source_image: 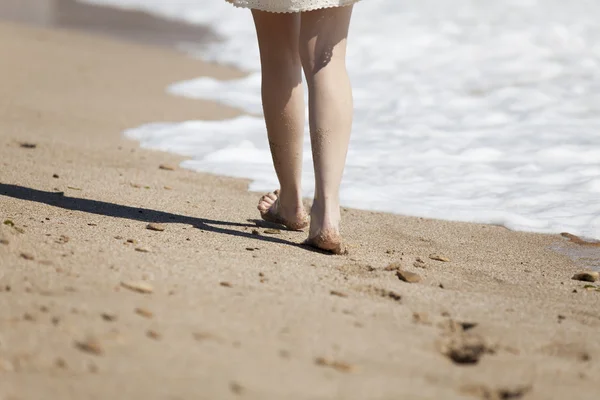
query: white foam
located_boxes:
[82,0,600,240]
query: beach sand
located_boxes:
[0,9,599,400]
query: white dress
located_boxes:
[225,0,361,13]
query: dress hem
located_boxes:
[225,0,361,14]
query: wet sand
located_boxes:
[0,0,217,47]
[1,7,600,400]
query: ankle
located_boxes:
[278,188,304,209]
[310,199,341,227]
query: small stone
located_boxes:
[396,270,421,283]
[264,229,281,234]
[126,238,137,244]
[120,281,154,294]
[159,164,176,171]
[429,254,450,262]
[220,281,233,288]
[19,142,37,149]
[135,247,150,253]
[330,290,348,298]
[572,271,599,283]
[245,247,255,251]
[52,174,59,178]
[163,186,172,190]
[146,223,165,232]
[3,219,14,227]
[384,262,402,271]
[101,313,117,322]
[251,229,260,235]
[135,307,154,318]
[315,357,356,373]
[146,330,161,340]
[20,253,34,261]
[75,337,103,355]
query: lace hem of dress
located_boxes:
[225,0,362,14]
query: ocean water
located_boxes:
[81,0,600,240]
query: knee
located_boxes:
[259,35,301,69]
[300,47,346,85]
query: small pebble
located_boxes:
[396,270,422,283]
[330,290,348,298]
[135,247,150,253]
[75,337,103,355]
[101,313,117,322]
[429,254,450,262]
[251,229,260,235]
[19,142,37,149]
[315,357,356,373]
[384,262,402,271]
[121,281,154,294]
[159,164,176,171]
[52,174,59,178]
[20,253,34,261]
[220,282,233,288]
[146,223,165,232]
[572,271,599,283]
[264,229,281,234]
[135,307,154,318]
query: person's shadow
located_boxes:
[0,183,302,248]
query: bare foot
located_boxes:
[303,228,347,255]
[257,190,308,231]
[303,203,346,255]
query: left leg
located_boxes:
[252,10,308,230]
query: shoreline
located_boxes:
[0,16,599,400]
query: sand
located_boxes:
[0,15,599,400]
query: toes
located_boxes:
[266,192,278,201]
[257,193,277,213]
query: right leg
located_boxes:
[252,10,308,230]
[300,6,354,253]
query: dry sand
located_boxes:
[0,16,599,400]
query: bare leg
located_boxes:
[252,10,309,230]
[300,6,354,253]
